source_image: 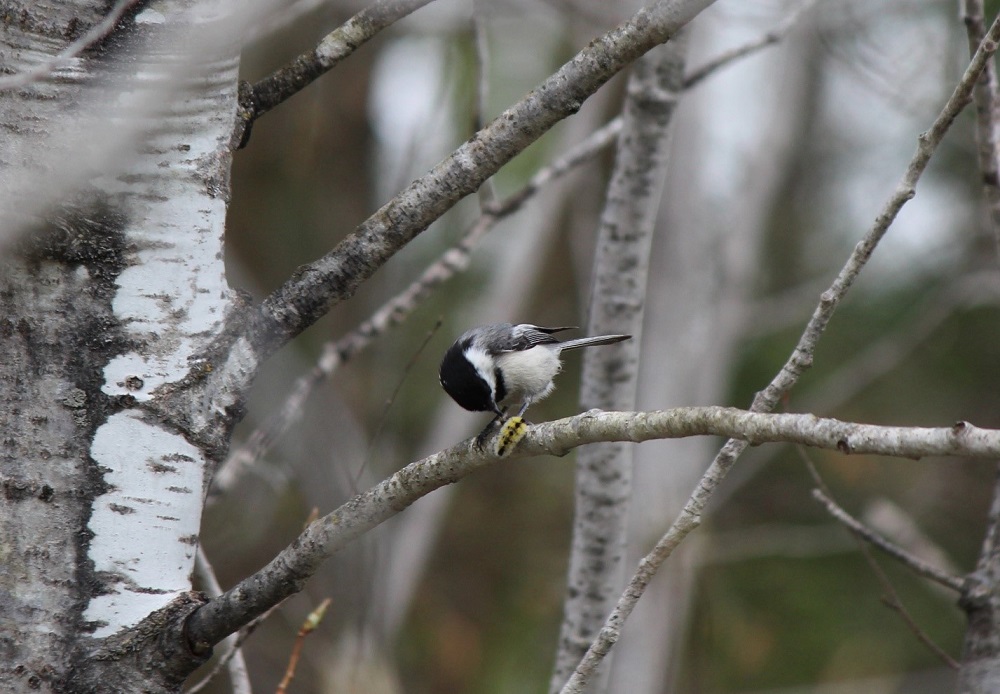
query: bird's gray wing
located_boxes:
[507,324,576,351]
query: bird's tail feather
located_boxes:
[558,334,631,351]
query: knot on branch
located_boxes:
[83,592,212,691]
[959,572,992,613]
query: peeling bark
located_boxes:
[0,0,239,688]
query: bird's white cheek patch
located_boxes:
[463,344,497,395]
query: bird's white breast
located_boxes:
[496,346,561,402]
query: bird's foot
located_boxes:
[474,418,501,451]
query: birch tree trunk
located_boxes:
[0,1,240,689]
[608,9,821,691]
[550,34,688,694]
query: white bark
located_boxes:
[86,413,209,635]
[0,0,240,686]
[83,16,239,640]
[84,20,237,635]
[551,34,688,693]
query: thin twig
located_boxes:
[234,0,717,378]
[235,0,433,147]
[878,583,961,670]
[683,0,818,89]
[484,118,623,216]
[351,319,442,488]
[471,3,497,208]
[803,455,960,670]
[217,0,810,498]
[814,491,965,671]
[275,599,332,694]
[0,0,141,91]
[810,488,965,594]
[557,13,1000,693]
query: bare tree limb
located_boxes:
[234,0,434,147]
[954,7,1000,687]
[682,0,817,89]
[215,0,811,498]
[187,405,1000,649]
[811,489,965,594]
[557,12,1000,693]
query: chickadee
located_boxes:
[439,323,631,429]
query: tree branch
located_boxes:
[682,0,817,89]
[234,0,434,148]
[960,0,1000,255]
[811,488,965,594]
[186,406,1000,649]
[214,0,806,492]
[948,8,1000,687]
[275,598,331,694]
[235,0,718,380]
